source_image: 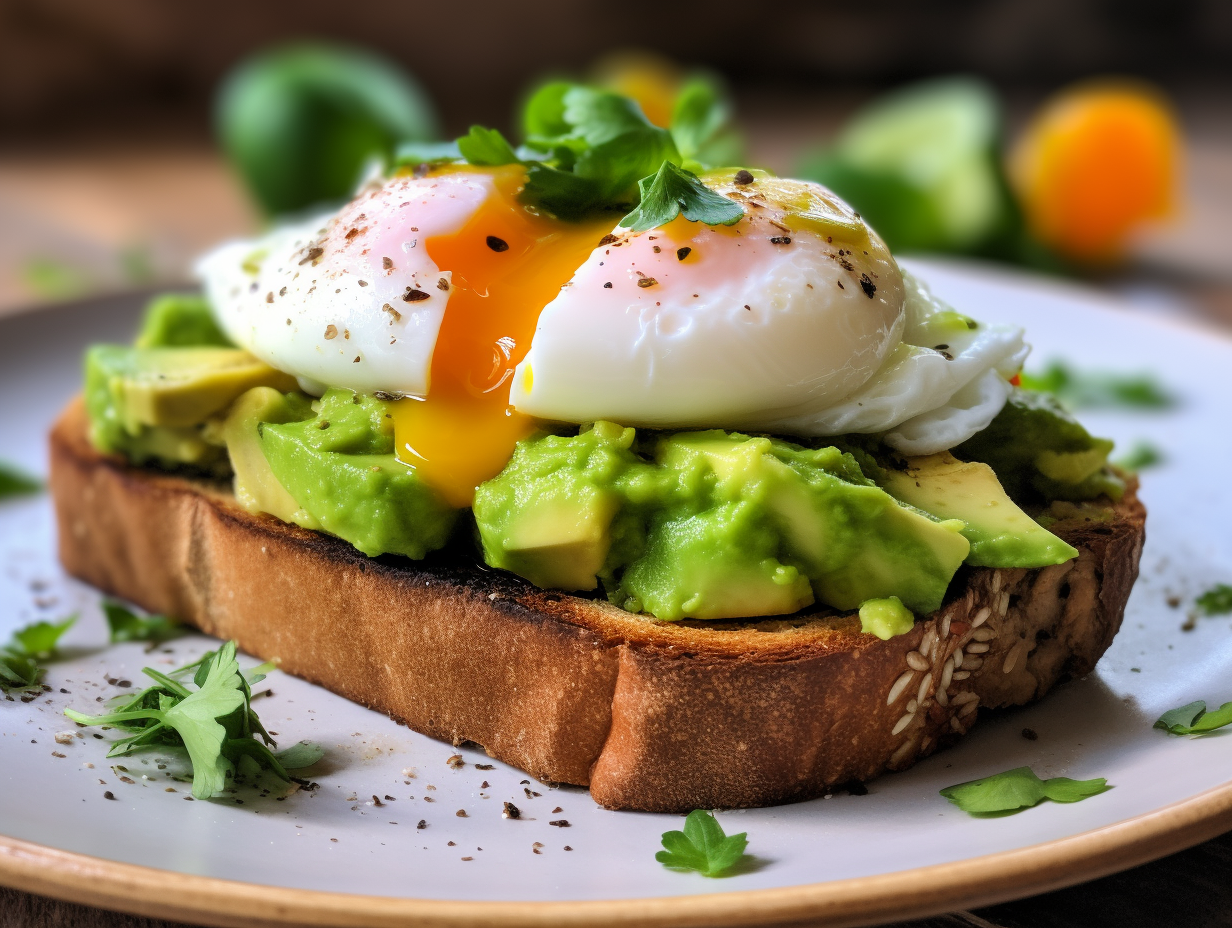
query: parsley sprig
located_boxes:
[103,599,183,644]
[1155,700,1232,735]
[65,641,321,799]
[656,810,749,877]
[1195,584,1232,617]
[0,616,76,692]
[395,79,744,229]
[941,766,1110,816]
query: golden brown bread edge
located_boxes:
[49,398,1146,812]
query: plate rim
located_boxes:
[4,779,1232,928]
[5,272,1232,925]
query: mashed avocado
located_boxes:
[954,387,1124,504]
[255,389,457,559]
[474,424,971,620]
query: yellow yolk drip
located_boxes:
[391,166,612,507]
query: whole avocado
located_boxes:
[217,43,439,217]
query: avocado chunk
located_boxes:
[222,386,317,525]
[860,596,915,640]
[955,387,1124,504]
[258,388,457,559]
[473,421,659,591]
[475,425,970,621]
[135,293,234,348]
[881,452,1078,568]
[615,500,816,620]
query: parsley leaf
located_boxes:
[1113,441,1164,472]
[619,161,744,233]
[102,599,182,643]
[11,616,76,659]
[0,461,42,499]
[456,126,519,166]
[1155,699,1232,735]
[64,640,303,799]
[940,766,1110,816]
[0,615,76,691]
[1195,584,1232,616]
[1019,361,1174,410]
[656,810,749,877]
[670,76,741,170]
[393,139,462,168]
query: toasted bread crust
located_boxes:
[49,399,1145,811]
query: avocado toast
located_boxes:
[50,394,1143,811]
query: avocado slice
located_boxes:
[86,344,299,439]
[222,386,318,526]
[882,452,1077,568]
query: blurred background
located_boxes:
[1,0,1230,324]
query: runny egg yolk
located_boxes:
[390,166,612,507]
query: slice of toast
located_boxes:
[48,398,1145,812]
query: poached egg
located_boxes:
[198,166,1024,506]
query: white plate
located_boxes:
[3,261,1232,927]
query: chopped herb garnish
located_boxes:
[0,615,75,692]
[395,80,744,229]
[64,641,316,799]
[0,461,43,499]
[103,599,183,644]
[940,766,1110,816]
[1195,584,1232,616]
[1113,441,1164,472]
[656,809,749,877]
[1154,700,1232,735]
[1020,361,1174,410]
[619,161,744,233]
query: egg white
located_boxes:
[197,172,494,397]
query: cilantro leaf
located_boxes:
[0,651,41,690]
[620,161,744,233]
[1155,699,1232,735]
[1019,361,1174,410]
[456,126,519,166]
[64,640,299,799]
[1195,584,1232,617]
[11,615,75,658]
[0,461,42,499]
[656,810,749,877]
[940,766,1110,816]
[103,599,182,643]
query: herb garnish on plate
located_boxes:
[65,640,321,799]
[1020,361,1174,410]
[1155,700,1232,735]
[0,616,75,692]
[1195,584,1232,617]
[656,809,749,877]
[0,461,42,499]
[102,599,183,644]
[940,766,1110,816]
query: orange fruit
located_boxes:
[1010,82,1181,262]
